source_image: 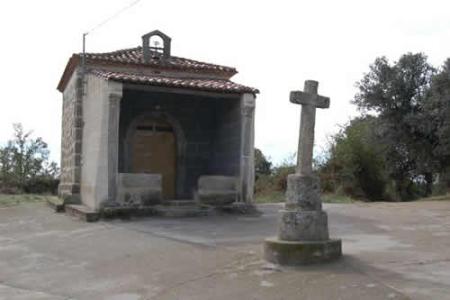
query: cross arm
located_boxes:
[290,91,330,108]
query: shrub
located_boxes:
[319,117,388,201]
[23,177,59,195]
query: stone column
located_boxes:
[239,93,256,203]
[107,93,121,204]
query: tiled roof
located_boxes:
[90,70,259,94]
[83,47,237,75]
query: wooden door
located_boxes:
[131,119,176,199]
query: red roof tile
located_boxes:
[83,47,237,76]
[90,70,259,94]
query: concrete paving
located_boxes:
[0,201,449,299]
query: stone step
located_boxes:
[154,205,211,218]
[65,204,100,222]
[163,200,198,207]
[46,197,65,213]
[101,206,158,219]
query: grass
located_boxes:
[254,191,285,203]
[322,194,355,203]
[254,191,356,204]
[417,193,450,202]
[0,194,58,207]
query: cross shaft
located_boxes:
[290,80,330,175]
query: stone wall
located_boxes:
[80,75,122,209]
[58,70,83,202]
[209,100,242,175]
[119,89,242,199]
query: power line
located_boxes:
[81,0,143,81]
[85,0,142,35]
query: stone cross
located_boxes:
[263,80,341,265]
[290,80,330,175]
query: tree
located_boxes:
[0,123,58,192]
[321,117,387,200]
[353,53,436,198]
[255,148,272,178]
[426,59,450,189]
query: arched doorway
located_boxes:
[129,117,176,199]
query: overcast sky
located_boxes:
[1,0,449,164]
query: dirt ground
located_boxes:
[0,200,449,300]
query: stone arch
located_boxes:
[123,111,186,199]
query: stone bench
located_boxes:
[117,173,162,206]
[195,176,238,206]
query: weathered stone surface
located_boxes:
[65,204,100,222]
[264,238,342,265]
[58,72,83,200]
[290,80,331,175]
[196,176,238,206]
[117,173,162,206]
[278,210,329,241]
[285,174,321,211]
[119,173,162,188]
[264,80,342,265]
[197,190,237,206]
[46,197,65,213]
[154,205,211,217]
[198,176,237,191]
[101,206,158,219]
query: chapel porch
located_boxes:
[113,85,251,207]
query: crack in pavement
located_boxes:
[0,280,73,300]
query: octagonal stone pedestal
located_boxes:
[264,238,342,265]
[263,173,342,265]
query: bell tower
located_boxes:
[142,30,172,62]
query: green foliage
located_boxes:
[255,52,450,202]
[254,190,285,203]
[254,148,272,178]
[320,117,387,201]
[353,53,439,198]
[321,194,354,203]
[319,53,450,201]
[23,177,60,194]
[254,151,295,202]
[253,150,359,204]
[271,153,296,192]
[427,59,450,175]
[0,123,59,194]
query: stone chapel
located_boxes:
[56,30,258,216]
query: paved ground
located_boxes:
[0,201,449,300]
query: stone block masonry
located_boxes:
[58,70,83,203]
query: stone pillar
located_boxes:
[239,93,256,203]
[107,92,121,204]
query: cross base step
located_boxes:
[264,238,342,265]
